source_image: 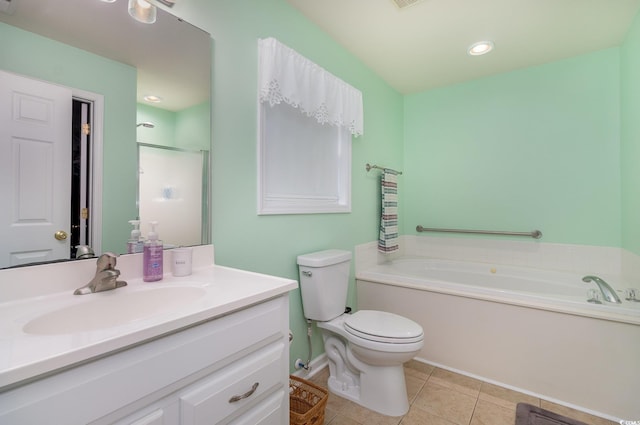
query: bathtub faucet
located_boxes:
[582,275,621,304]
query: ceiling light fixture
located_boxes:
[143,94,163,103]
[128,0,157,24]
[468,41,494,56]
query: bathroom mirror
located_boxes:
[0,0,211,268]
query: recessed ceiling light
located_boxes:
[390,0,425,9]
[128,0,157,24]
[144,95,163,103]
[468,41,494,56]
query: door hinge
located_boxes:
[81,208,89,220]
[82,123,90,135]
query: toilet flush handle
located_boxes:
[302,270,312,277]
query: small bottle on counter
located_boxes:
[143,221,163,282]
[127,220,144,254]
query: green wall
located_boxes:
[6,1,639,373]
[0,22,138,256]
[137,103,176,148]
[173,0,404,371]
[137,102,211,150]
[404,48,621,247]
[621,12,640,255]
[171,0,640,371]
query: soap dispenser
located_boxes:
[127,220,144,254]
[143,221,163,282]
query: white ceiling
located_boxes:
[0,0,210,112]
[286,0,640,94]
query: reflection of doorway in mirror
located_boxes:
[71,99,93,260]
[0,70,104,269]
[0,71,71,268]
[138,144,208,248]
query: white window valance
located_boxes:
[258,37,364,137]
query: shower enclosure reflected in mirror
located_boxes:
[137,144,209,248]
[0,0,211,268]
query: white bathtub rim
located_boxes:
[411,357,622,423]
[356,270,640,326]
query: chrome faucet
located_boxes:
[74,252,127,295]
[75,245,95,260]
[582,275,621,304]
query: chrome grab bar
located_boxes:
[416,225,542,239]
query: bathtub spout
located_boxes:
[582,275,621,304]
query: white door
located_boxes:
[0,70,72,268]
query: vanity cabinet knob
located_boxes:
[228,382,259,403]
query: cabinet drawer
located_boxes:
[180,340,285,424]
[127,409,164,425]
[228,389,286,425]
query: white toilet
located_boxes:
[297,249,424,417]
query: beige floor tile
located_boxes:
[539,401,619,425]
[299,364,617,425]
[404,359,434,381]
[478,382,540,410]
[326,393,356,415]
[326,413,362,425]
[309,368,330,388]
[413,380,478,425]
[340,401,402,425]
[323,406,338,425]
[429,368,483,398]
[400,405,458,425]
[405,373,426,404]
[470,399,515,425]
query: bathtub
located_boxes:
[356,258,640,421]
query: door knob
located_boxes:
[54,230,68,241]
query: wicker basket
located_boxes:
[289,375,328,425]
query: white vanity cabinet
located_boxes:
[0,295,290,425]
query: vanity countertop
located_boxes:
[0,260,297,391]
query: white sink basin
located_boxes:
[23,286,207,335]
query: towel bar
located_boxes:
[366,163,403,175]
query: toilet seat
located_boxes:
[344,310,424,344]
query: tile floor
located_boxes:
[306,360,618,425]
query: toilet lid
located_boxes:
[344,310,424,343]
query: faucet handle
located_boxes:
[586,289,602,304]
[625,288,639,302]
[96,252,119,271]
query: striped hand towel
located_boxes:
[378,168,399,253]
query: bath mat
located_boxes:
[515,403,588,425]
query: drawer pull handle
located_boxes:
[228,382,259,403]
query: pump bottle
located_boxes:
[143,221,163,281]
[127,220,144,254]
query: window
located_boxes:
[258,102,351,214]
[257,38,363,215]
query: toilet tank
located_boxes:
[297,249,352,321]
